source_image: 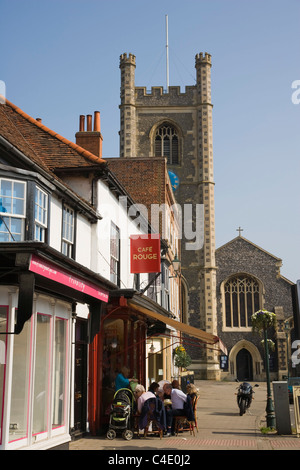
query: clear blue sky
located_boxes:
[1,0,299,282]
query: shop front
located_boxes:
[88,289,177,435]
[88,290,148,435]
[0,243,110,450]
[88,289,223,436]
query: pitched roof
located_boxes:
[216,236,294,285]
[216,235,282,261]
[0,98,104,220]
[0,98,106,170]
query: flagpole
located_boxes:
[166,14,169,91]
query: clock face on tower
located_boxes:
[168,170,179,191]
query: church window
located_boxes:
[224,276,260,329]
[154,124,179,164]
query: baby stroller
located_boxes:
[106,388,135,440]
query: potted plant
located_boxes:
[251,309,277,334]
[261,339,275,352]
[174,345,192,370]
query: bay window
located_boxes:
[34,186,48,242]
[0,179,26,241]
[0,178,50,243]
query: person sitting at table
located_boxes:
[186,383,199,400]
[162,383,173,436]
[164,382,195,434]
[148,381,160,396]
[135,384,165,433]
[165,383,187,415]
[171,379,181,389]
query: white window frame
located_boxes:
[61,204,74,257]
[0,178,26,242]
[5,297,71,450]
[110,222,120,286]
[34,186,48,242]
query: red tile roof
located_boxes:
[0,98,106,171]
[0,98,105,218]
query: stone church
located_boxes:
[216,234,294,381]
[118,52,294,380]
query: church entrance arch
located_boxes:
[229,340,263,381]
[236,348,253,381]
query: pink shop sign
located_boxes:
[29,254,109,303]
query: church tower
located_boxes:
[119,52,219,379]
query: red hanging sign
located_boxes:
[130,234,161,274]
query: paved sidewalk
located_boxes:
[70,380,300,451]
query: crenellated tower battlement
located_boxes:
[135,85,196,106]
[195,52,212,66]
[119,52,136,66]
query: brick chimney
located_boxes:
[75,111,103,158]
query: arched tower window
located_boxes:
[223,275,261,329]
[154,123,179,164]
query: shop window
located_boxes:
[34,186,48,242]
[102,319,124,416]
[32,313,51,437]
[0,306,8,445]
[61,204,75,257]
[9,318,31,443]
[52,317,68,430]
[0,178,26,241]
[6,302,69,448]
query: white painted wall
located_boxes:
[48,192,93,271]
[74,213,93,269]
[96,180,148,289]
[48,197,62,251]
[48,175,151,290]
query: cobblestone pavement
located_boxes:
[70,380,300,451]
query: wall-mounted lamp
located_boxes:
[169,252,181,278]
[149,340,156,353]
[111,338,118,349]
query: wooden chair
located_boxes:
[174,395,199,436]
[174,414,195,436]
[141,399,163,439]
[192,395,199,432]
[144,418,163,439]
